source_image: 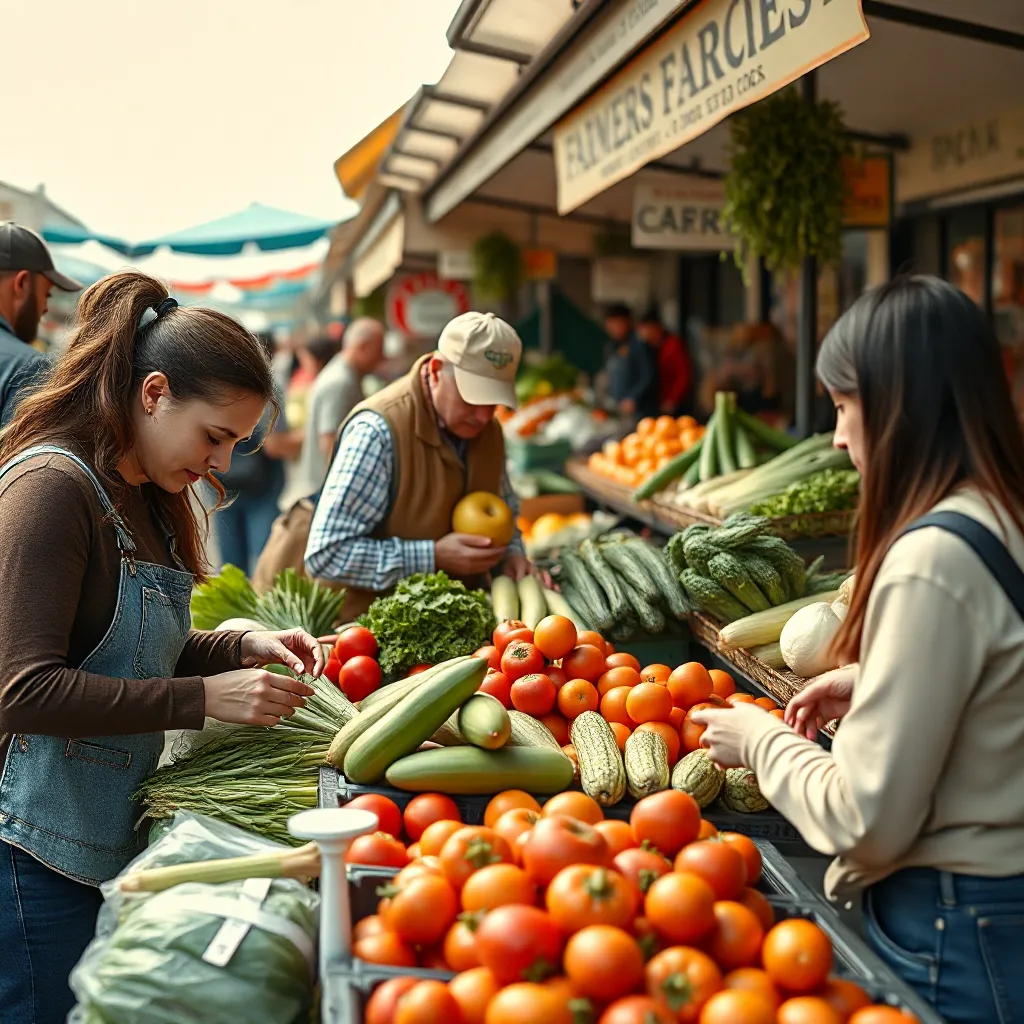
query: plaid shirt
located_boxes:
[305,410,523,590]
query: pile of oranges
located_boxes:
[587,415,706,490]
[356,787,919,1024]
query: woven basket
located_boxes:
[652,500,855,541]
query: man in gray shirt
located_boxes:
[290,317,384,501]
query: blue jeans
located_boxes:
[215,491,281,577]
[864,867,1024,1023]
[0,841,103,1024]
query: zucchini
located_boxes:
[491,576,520,622]
[531,469,581,495]
[623,537,692,619]
[542,587,585,629]
[385,746,575,794]
[622,579,666,635]
[632,438,704,501]
[597,539,662,606]
[571,711,626,807]
[343,658,488,783]
[517,574,547,630]
[699,410,719,482]
[579,538,629,624]
[357,657,470,712]
[714,392,737,476]
[457,693,511,750]
[560,551,614,630]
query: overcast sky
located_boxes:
[5,0,455,239]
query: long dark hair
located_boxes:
[817,274,1024,662]
[0,270,276,579]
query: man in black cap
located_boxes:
[0,222,82,424]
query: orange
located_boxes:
[608,721,632,751]
[636,721,681,765]
[542,790,604,824]
[727,693,757,706]
[598,666,641,697]
[600,686,636,728]
[637,417,657,437]
[484,791,542,830]
[709,669,737,698]
[654,415,679,438]
[667,663,714,709]
[640,664,672,685]
[754,697,779,711]
[626,683,674,724]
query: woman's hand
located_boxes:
[203,670,316,728]
[239,628,324,677]
[689,702,770,768]
[785,665,856,740]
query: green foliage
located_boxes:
[473,231,522,302]
[723,87,850,278]
[353,284,387,320]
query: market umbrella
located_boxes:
[42,223,135,256]
[131,203,337,257]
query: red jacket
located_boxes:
[658,333,692,412]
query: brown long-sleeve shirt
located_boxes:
[0,452,245,765]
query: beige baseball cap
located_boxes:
[438,310,523,409]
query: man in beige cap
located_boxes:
[305,311,532,621]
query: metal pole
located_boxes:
[795,71,818,440]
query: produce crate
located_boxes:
[319,768,818,858]
[505,437,573,474]
[653,499,856,542]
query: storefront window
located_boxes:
[993,205,1024,416]
[946,207,987,307]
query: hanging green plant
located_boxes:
[593,224,634,258]
[723,87,850,279]
[472,231,522,303]
[353,284,386,321]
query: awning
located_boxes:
[335,106,407,201]
[42,223,135,256]
[353,211,406,297]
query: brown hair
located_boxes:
[817,274,1024,662]
[0,270,276,579]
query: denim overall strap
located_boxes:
[0,447,193,885]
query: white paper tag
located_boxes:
[201,876,273,967]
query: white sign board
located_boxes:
[438,250,475,281]
[592,258,651,307]
[632,181,735,252]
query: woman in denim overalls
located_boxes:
[0,270,325,1024]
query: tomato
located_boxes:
[605,652,641,672]
[493,806,541,853]
[609,721,632,751]
[724,968,782,1009]
[475,904,565,985]
[394,856,443,885]
[709,669,737,698]
[440,825,514,889]
[324,655,342,686]
[343,794,403,839]
[366,976,419,1024]
[848,1009,920,1024]
[542,791,605,824]
[339,655,382,702]
[406,843,421,859]
[479,671,513,708]
[403,793,462,841]
[546,863,639,933]
[562,644,606,683]
[645,945,723,1022]
[557,679,599,719]
[564,924,645,1003]
[546,666,568,688]
[449,967,500,1024]
[674,839,748,899]
[461,862,537,913]
[334,625,378,663]
[444,920,482,972]
[419,819,464,857]
[493,619,528,652]
[635,721,681,765]
[540,713,571,746]
[521,815,610,886]
[601,685,637,728]
[534,615,578,661]
[354,914,386,942]
[625,682,674,724]
[708,900,766,970]
[640,663,672,685]
[613,846,672,896]
[698,819,720,840]
[594,819,638,857]
[818,978,872,1021]
[739,887,776,931]
[473,644,502,671]
[762,919,834,993]
[345,832,408,868]
[777,996,844,1024]
[576,630,607,655]
[485,789,542,828]
[630,789,701,856]
[721,833,763,885]
[379,872,459,945]
[510,672,557,714]
[354,931,417,967]
[667,662,714,709]
[503,628,535,651]
[700,989,778,1024]
[393,979,462,1024]
[598,996,675,1024]
[503,642,546,682]
[420,944,450,971]
[408,663,432,675]
[484,982,574,1024]
[598,666,642,696]
[644,870,717,944]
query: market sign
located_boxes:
[523,248,558,281]
[553,0,870,214]
[842,155,891,228]
[386,272,472,338]
[631,179,736,251]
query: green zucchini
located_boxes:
[356,656,470,711]
[597,540,662,606]
[623,537,693,619]
[632,438,704,501]
[560,551,614,630]
[343,658,487,783]
[714,392,737,475]
[734,422,758,470]
[457,693,511,750]
[579,538,629,624]
[385,746,575,795]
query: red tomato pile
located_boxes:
[343,792,466,867]
[357,788,920,1024]
[325,626,383,702]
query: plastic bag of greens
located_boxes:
[69,811,318,1024]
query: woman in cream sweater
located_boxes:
[693,275,1024,1023]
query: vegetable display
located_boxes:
[587,414,706,492]
[748,468,860,518]
[359,572,496,677]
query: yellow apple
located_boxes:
[452,491,514,545]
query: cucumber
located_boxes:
[734,421,758,470]
[385,746,575,794]
[632,437,704,501]
[517,574,547,630]
[357,656,470,711]
[343,658,488,783]
[699,411,719,482]
[491,576,520,622]
[457,693,511,750]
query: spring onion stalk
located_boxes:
[253,569,346,637]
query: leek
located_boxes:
[717,591,840,652]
